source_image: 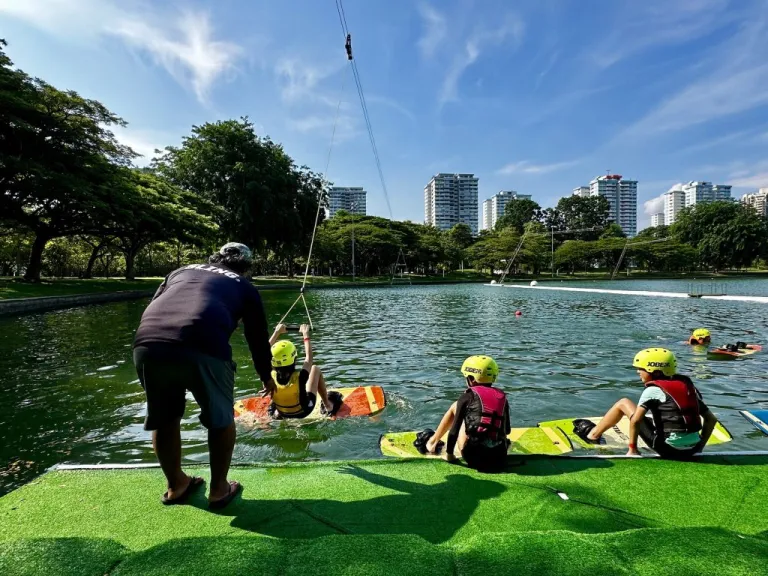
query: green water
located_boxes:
[2,280,768,494]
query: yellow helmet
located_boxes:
[692,328,711,340]
[632,348,677,377]
[460,355,499,384]
[271,340,297,368]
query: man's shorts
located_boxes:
[134,344,236,431]
[638,419,699,460]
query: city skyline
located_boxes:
[328,186,367,218]
[2,0,766,232]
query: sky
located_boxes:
[1,0,767,230]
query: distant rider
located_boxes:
[267,323,342,419]
[688,328,711,345]
[572,348,717,459]
[421,356,511,472]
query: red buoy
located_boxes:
[515,310,522,317]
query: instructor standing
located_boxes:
[133,242,274,509]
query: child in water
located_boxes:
[267,323,342,419]
[573,348,717,459]
[688,328,711,345]
[421,356,511,472]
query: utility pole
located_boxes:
[551,226,555,278]
[351,200,356,282]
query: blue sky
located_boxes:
[2,0,767,230]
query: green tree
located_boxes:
[495,198,542,233]
[600,223,627,239]
[108,171,216,279]
[0,40,135,281]
[153,118,326,273]
[672,201,765,270]
[554,195,610,241]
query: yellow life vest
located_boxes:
[271,369,303,415]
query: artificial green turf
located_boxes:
[1,457,767,575]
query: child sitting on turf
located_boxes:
[419,355,511,472]
[572,348,717,459]
[267,323,341,419]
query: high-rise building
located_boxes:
[664,185,685,225]
[650,213,665,227]
[572,186,590,198]
[424,173,479,234]
[682,181,732,207]
[712,184,733,201]
[328,187,367,218]
[618,179,638,237]
[589,174,638,237]
[741,188,768,216]
[480,190,533,230]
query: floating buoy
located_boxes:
[515,310,522,317]
[530,280,538,286]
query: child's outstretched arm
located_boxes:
[270,323,287,345]
[300,323,313,370]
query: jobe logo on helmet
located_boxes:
[646,361,670,368]
[464,367,483,374]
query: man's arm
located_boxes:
[242,287,275,391]
[151,276,169,301]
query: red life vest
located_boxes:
[646,378,702,434]
[464,385,507,441]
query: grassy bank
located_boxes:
[0,456,766,575]
[0,278,163,300]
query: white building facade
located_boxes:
[572,186,591,198]
[588,174,637,237]
[650,213,665,227]
[328,187,367,218]
[664,186,686,225]
[742,188,768,216]
[480,190,533,231]
[424,173,479,235]
[682,181,733,207]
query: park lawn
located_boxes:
[0,278,163,300]
[0,455,766,576]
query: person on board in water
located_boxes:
[687,328,711,345]
[418,356,511,472]
[572,348,718,459]
[133,243,274,509]
[267,323,342,419]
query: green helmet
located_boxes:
[271,340,297,368]
[460,355,499,384]
[633,348,677,377]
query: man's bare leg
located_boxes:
[426,402,457,453]
[588,398,637,441]
[208,421,237,503]
[153,418,193,499]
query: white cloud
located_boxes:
[590,0,732,69]
[731,173,768,189]
[0,0,243,103]
[417,3,447,59]
[111,126,177,166]
[275,58,344,104]
[643,195,665,216]
[496,159,578,176]
[366,95,415,121]
[623,10,768,137]
[439,15,525,105]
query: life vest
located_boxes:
[271,369,303,415]
[463,385,507,443]
[646,377,702,435]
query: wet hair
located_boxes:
[275,364,296,384]
[208,251,251,275]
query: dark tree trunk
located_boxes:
[124,250,137,280]
[23,232,50,282]
[83,241,105,279]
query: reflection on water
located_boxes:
[2,279,768,494]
